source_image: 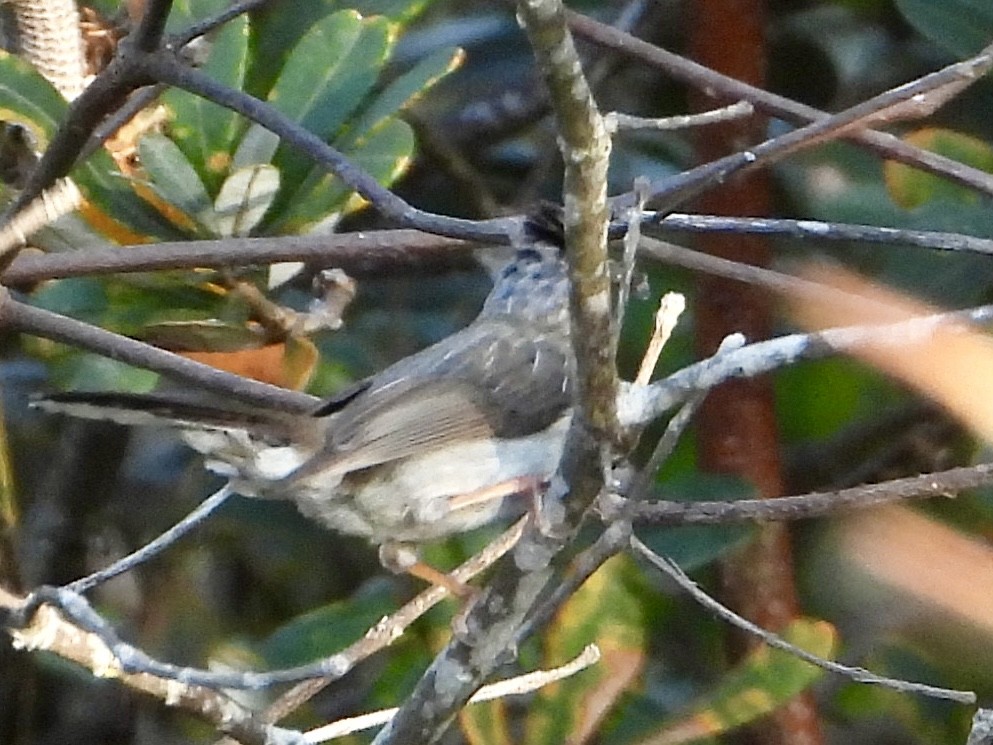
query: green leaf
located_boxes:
[137,133,217,235]
[0,49,67,149]
[231,123,280,170]
[140,320,267,352]
[164,0,229,34]
[265,11,367,133]
[259,579,396,668]
[164,13,250,194]
[245,0,342,98]
[245,0,436,97]
[214,164,279,236]
[350,0,436,25]
[73,148,189,244]
[267,11,393,216]
[523,555,650,745]
[647,618,837,744]
[342,46,464,146]
[894,0,993,59]
[884,128,993,210]
[272,117,414,233]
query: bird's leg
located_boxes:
[446,475,545,511]
[449,475,563,538]
[378,542,475,598]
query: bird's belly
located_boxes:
[294,414,571,543]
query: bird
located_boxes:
[35,244,575,573]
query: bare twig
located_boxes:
[143,54,524,244]
[630,536,976,704]
[655,214,993,257]
[305,644,600,742]
[0,288,318,413]
[1,230,474,286]
[635,292,686,386]
[5,520,527,699]
[606,101,754,132]
[609,462,993,525]
[0,586,295,745]
[65,484,234,594]
[620,302,993,429]
[568,11,993,198]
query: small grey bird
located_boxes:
[37,245,574,549]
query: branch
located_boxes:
[607,463,993,525]
[0,288,318,413]
[142,53,524,244]
[568,11,993,198]
[1,231,474,286]
[655,214,993,257]
[621,302,993,428]
[371,0,615,741]
[0,586,297,745]
[629,536,976,704]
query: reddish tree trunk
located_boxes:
[688,2,824,743]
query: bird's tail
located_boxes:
[32,391,298,442]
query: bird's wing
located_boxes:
[289,319,573,480]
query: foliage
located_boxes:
[2,0,993,744]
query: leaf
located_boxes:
[281,336,320,391]
[163,0,229,34]
[0,49,67,149]
[272,117,414,233]
[522,555,649,745]
[342,46,465,146]
[164,13,250,194]
[259,578,397,668]
[137,133,217,235]
[267,12,393,217]
[179,343,307,387]
[141,320,267,352]
[0,397,18,531]
[214,164,279,237]
[245,0,342,98]
[884,128,993,210]
[647,618,837,745]
[245,0,435,97]
[231,123,280,170]
[894,0,993,59]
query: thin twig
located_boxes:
[304,644,600,743]
[635,292,685,386]
[609,462,993,525]
[66,484,234,594]
[606,101,754,132]
[0,586,290,745]
[6,520,528,697]
[0,289,318,413]
[567,11,993,198]
[630,536,976,704]
[144,54,524,244]
[1,231,474,286]
[655,214,993,256]
[249,518,529,727]
[621,303,993,428]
